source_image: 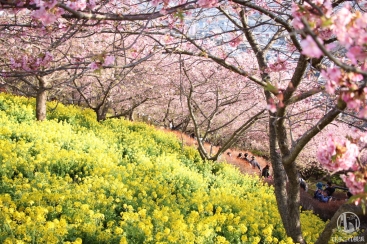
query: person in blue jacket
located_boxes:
[315,189,332,202]
[314,182,332,202]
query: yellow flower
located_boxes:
[114,227,123,235]
[119,236,128,244]
[162,216,169,222]
[55,205,62,213]
[216,236,229,244]
[164,228,170,235]
[73,237,83,244]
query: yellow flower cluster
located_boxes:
[0,94,351,243]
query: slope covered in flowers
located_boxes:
[0,94,346,244]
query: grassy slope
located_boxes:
[0,94,348,244]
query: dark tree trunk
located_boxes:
[36,79,48,121]
[95,108,107,122]
[268,93,305,244]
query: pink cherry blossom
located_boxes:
[89,62,100,71]
[340,172,366,195]
[322,0,332,17]
[152,0,161,7]
[66,0,87,11]
[317,134,359,171]
[10,58,21,69]
[32,9,58,26]
[341,92,361,110]
[41,52,53,66]
[197,0,219,8]
[103,56,115,66]
[87,0,97,10]
[325,80,337,94]
[41,0,58,9]
[291,3,303,29]
[346,72,364,83]
[300,36,323,58]
[229,37,242,48]
[346,46,367,65]
[321,67,341,93]
[333,5,352,29]
[266,99,277,113]
[268,56,288,72]
[360,133,367,144]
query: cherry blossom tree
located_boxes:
[0,3,171,121]
[0,0,200,120]
[149,1,366,243]
[0,12,86,120]
[290,2,367,240]
[62,34,161,121]
[178,58,266,160]
[2,0,367,243]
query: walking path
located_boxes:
[163,129,269,176]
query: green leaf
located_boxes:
[174,10,185,22]
[331,154,337,162]
[321,16,333,28]
[264,82,278,94]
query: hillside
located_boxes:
[0,94,351,244]
[161,129,354,221]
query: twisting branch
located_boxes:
[283,99,347,165]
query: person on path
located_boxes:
[250,156,261,172]
[299,177,308,192]
[262,164,270,178]
[314,189,332,202]
[243,153,251,165]
[324,181,335,196]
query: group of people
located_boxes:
[314,182,334,203]
[236,152,271,178]
[237,152,261,170]
[313,181,353,203]
[228,151,352,202]
[313,181,354,203]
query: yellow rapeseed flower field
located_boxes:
[0,94,353,243]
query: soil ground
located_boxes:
[163,129,269,175]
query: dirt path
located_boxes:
[162,129,270,177]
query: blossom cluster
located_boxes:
[317,134,359,172]
[10,52,53,72]
[20,0,220,26]
[89,55,116,71]
[317,131,367,196]
[292,1,367,118]
[31,0,97,25]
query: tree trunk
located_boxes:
[128,109,134,121]
[283,162,305,244]
[36,79,48,121]
[94,101,111,122]
[269,113,305,244]
[95,108,107,122]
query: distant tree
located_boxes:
[179,59,266,160]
